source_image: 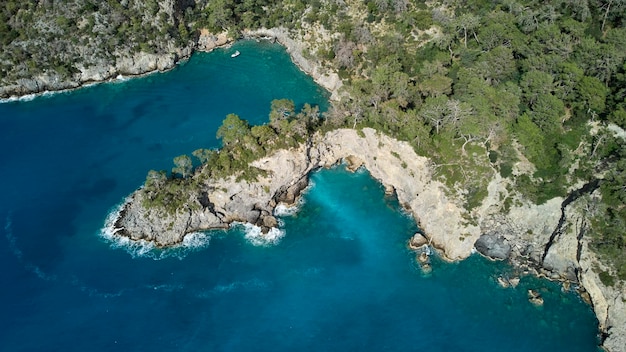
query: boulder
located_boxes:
[408,233,428,249]
[474,233,511,260]
[417,251,430,264]
[497,277,510,288]
[345,155,363,172]
[261,215,278,228]
[527,289,544,306]
[274,176,309,204]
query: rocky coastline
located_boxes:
[0,45,195,100]
[110,127,624,351]
[1,27,342,102]
[4,26,623,351]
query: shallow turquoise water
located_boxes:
[0,41,599,351]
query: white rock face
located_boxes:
[77,64,116,82]
[578,240,626,352]
[316,128,478,260]
[116,52,177,75]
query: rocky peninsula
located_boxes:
[110,127,625,351]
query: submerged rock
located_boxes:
[420,262,432,275]
[417,251,430,264]
[497,276,510,288]
[527,289,544,306]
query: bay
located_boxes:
[0,40,599,351]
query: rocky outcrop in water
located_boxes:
[114,144,317,245]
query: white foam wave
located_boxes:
[105,235,158,258]
[273,179,313,218]
[0,89,65,103]
[274,203,300,217]
[148,283,185,292]
[238,222,285,246]
[29,265,58,281]
[181,232,211,248]
[289,267,324,277]
[1,93,37,103]
[99,199,211,260]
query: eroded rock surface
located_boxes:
[475,233,511,260]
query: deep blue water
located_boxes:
[0,41,599,351]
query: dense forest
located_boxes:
[2,0,625,283]
[0,0,196,83]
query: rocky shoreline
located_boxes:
[0,45,195,100]
[110,128,625,351]
[0,27,342,102]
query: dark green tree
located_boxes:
[172,155,193,178]
[217,113,251,147]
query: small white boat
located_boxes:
[231,50,240,58]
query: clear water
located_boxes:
[0,41,599,351]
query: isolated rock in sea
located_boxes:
[527,289,544,306]
[474,233,511,260]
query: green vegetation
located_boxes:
[274,0,626,279]
[599,270,616,287]
[140,100,322,213]
[0,0,195,85]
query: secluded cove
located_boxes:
[0,41,600,351]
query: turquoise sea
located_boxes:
[0,41,600,351]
